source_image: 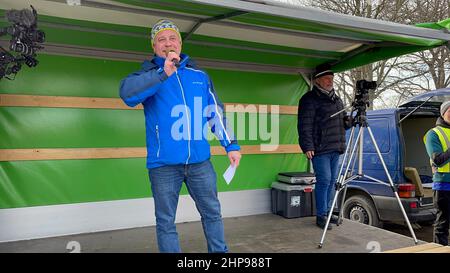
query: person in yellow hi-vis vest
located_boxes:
[424,100,450,245]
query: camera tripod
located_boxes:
[317,108,418,248]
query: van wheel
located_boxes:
[343,195,381,227]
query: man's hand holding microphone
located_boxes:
[164,49,180,77]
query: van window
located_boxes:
[351,118,390,153]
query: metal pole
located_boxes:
[366,126,418,244]
[337,127,363,226]
[336,127,356,187]
[358,128,364,175]
[318,127,363,248]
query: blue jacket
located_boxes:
[119,54,240,169]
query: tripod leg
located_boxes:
[337,185,348,226]
[318,127,363,248]
[335,128,358,226]
[337,128,361,226]
[365,126,418,244]
[318,185,342,248]
[336,127,356,187]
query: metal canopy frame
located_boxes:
[140,0,450,71]
[49,0,384,45]
[188,0,450,41]
[183,10,249,42]
[1,0,449,74]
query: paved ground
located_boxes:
[0,213,423,253]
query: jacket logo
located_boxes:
[192,81,203,85]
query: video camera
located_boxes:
[356,79,377,91]
[350,79,377,127]
[353,79,377,109]
[0,5,45,80]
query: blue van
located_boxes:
[338,89,450,227]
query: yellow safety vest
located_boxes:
[424,126,450,173]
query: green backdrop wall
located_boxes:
[0,12,309,209]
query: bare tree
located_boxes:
[307,0,449,109]
[408,0,450,89]
[384,0,450,106]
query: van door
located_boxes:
[399,88,449,204]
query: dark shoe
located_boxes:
[316,216,332,230]
[330,214,340,225]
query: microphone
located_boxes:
[168,50,180,68]
[172,58,180,68]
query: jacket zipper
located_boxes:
[175,71,191,164]
[156,125,161,158]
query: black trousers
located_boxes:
[433,190,450,245]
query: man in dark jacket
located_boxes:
[424,101,450,245]
[297,65,351,229]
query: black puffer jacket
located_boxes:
[297,86,350,156]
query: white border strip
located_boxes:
[0,189,270,243]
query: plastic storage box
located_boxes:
[277,172,316,185]
[271,181,316,218]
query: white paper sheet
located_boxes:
[223,164,236,185]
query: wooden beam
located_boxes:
[384,243,443,253]
[0,94,138,110]
[0,94,298,115]
[0,144,302,161]
[416,246,450,253]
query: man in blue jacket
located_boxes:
[424,101,450,245]
[119,19,241,253]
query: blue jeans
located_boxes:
[312,152,340,217]
[148,160,228,253]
